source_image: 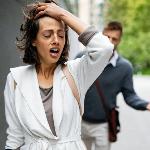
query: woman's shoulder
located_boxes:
[8,65,34,82]
[10,65,33,72]
[10,65,34,76]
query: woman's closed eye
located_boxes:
[58,34,64,38]
[43,33,51,38]
[58,32,65,39]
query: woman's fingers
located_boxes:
[35,4,48,19]
[34,2,60,20]
[34,10,46,19]
[36,5,47,13]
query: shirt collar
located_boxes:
[109,51,118,67]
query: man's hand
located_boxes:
[146,103,150,111]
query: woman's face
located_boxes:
[33,16,66,66]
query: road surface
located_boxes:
[111,75,150,150]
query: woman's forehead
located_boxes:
[38,16,65,30]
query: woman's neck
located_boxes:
[36,63,57,89]
[36,63,56,79]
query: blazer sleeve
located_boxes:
[66,27,114,111]
[4,73,24,149]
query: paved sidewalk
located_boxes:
[111,75,150,150]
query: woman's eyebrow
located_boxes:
[42,29,65,32]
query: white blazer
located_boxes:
[4,32,113,150]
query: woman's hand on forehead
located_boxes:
[35,2,63,21]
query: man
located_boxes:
[76,21,150,150]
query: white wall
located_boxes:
[0,1,23,149]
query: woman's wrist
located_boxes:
[60,10,89,35]
[78,26,98,46]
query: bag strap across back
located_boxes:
[62,66,82,115]
[95,79,110,120]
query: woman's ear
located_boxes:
[32,41,36,47]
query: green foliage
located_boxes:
[105,0,150,74]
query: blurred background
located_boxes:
[0,0,150,149]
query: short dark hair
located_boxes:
[16,0,70,65]
[103,21,123,36]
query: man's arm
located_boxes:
[121,62,150,111]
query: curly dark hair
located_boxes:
[16,0,70,65]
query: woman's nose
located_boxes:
[52,34,59,45]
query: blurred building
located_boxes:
[79,0,105,31]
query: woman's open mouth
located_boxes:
[49,48,59,58]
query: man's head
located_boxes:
[103,21,122,50]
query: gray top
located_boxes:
[39,86,56,136]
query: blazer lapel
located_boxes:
[52,66,64,136]
[10,65,51,133]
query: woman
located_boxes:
[4,0,113,150]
